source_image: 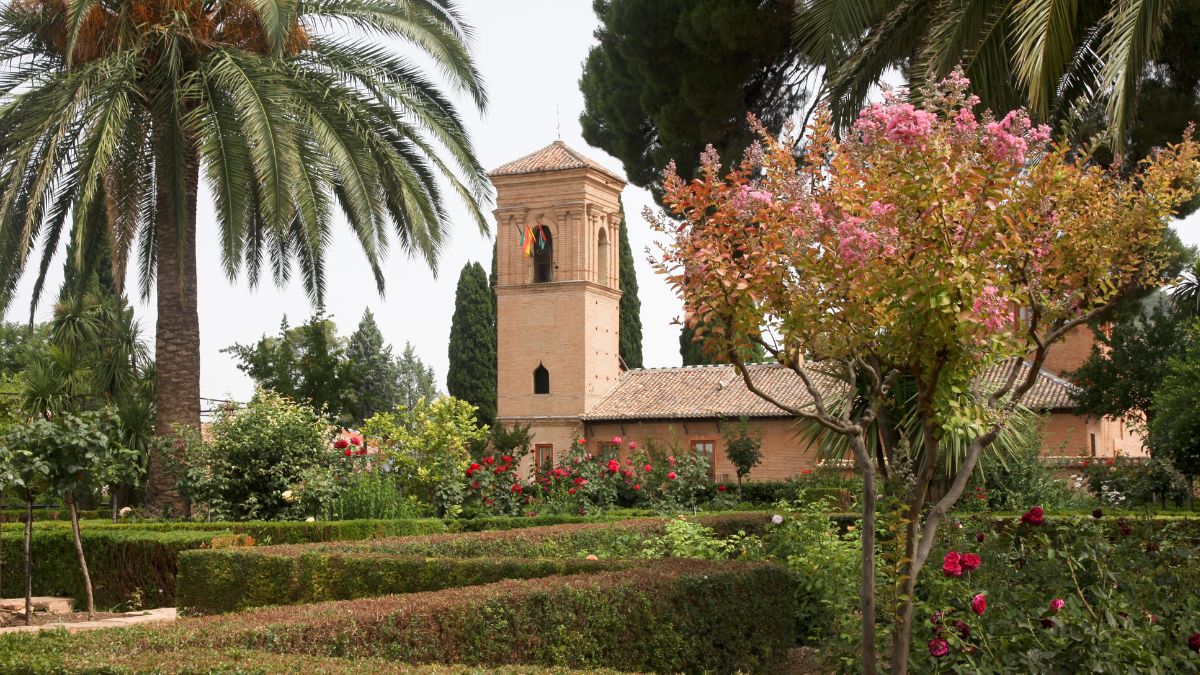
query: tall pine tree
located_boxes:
[447,262,497,425]
[346,309,402,424]
[396,342,439,410]
[617,205,643,368]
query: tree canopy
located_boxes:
[579,0,806,193]
[447,262,496,425]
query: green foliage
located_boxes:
[580,0,805,193]
[1149,323,1200,482]
[763,500,861,646]
[721,418,762,486]
[910,514,1200,672]
[640,516,762,560]
[333,471,429,520]
[394,342,439,412]
[177,550,628,615]
[344,309,401,425]
[2,560,794,674]
[1070,297,1195,426]
[189,389,339,520]
[968,419,1081,511]
[224,312,352,424]
[363,396,488,516]
[446,262,496,426]
[616,206,643,368]
[1084,457,1189,507]
[0,527,227,609]
[0,322,40,378]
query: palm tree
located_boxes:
[794,0,1177,152]
[0,0,490,507]
[1172,256,1200,317]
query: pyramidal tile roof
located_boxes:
[490,140,625,183]
[581,360,1079,421]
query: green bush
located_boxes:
[105,561,792,673]
[0,528,232,609]
[177,550,632,614]
[333,471,430,520]
[190,389,342,520]
[3,517,448,544]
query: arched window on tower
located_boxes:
[597,227,609,285]
[533,363,550,394]
[533,227,553,283]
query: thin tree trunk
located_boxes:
[67,499,94,618]
[850,435,878,674]
[23,497,32,626]
[147,124,201,515]
[1188,475,1194,512]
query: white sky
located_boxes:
[5,0,1200,402]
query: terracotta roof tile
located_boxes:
[490,140,625,183]
[582,360,1078,421]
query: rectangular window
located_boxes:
[597,442,620,462]
[691,439,716,478]
[1089,433,1097,457]
[534,444,553,472]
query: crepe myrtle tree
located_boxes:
[650,72,1200,673]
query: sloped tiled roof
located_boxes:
[582,360,1079,421]
[490,140,625,183]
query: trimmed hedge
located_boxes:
[64,517,448,544]
[0,528,237,609]
[178,551,633,614]
[0,507,108,523]
[0,632,623,674]
[716,481,855,508]
[132,560,792,673]
[261,513,772,559]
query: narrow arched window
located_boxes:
[534,227,553,283]
[597,227,609,285]
[533,363,550,394]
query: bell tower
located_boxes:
[491,141,625,459]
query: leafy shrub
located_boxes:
[362,396,488,517]
[332,471,429,520]
[640,516,764,560]
[189,390,340,520]
[1084,456,1188,507]
[965,436,1082,511]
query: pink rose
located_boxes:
[942,551,962,578]
[612,436,623,444]
[1049,598,1065,613]
[628,441,638,450]
[971,594,986,616]
[667,472,677,480]
[960,553,981,572]
[928,637,949,658]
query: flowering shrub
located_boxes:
[1083,457,1188,507]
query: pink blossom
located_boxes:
[972,285,1008,332]
[954,107,978,133]
[837,216,880,264]
[1049,598,1065,613]
[699,144,721,177]
[869,200,896,218]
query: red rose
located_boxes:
[485,499,494,507]
[667,471,677,480]
[502,455,513,464]
[470,481,480,489]
[800,468,812,476]
[975,532,986,543]
[643,464,653,472]
[621,470,632,478]
[1189,633,1200,654]
[971,594,986,616]
[942,551,962,578]
[1021,506,1045,526]
[334,438,349,449]
[357,448,367,455]
[578,438,587,444]
[960,553,981,572]
[350,436,362,446]
[343,449,352,456]
[483,456,495,465]
[494,466,506,475]
[510,484,523,493]
[632,484,640,491]
[1105,458,1114,467]
[470,463,481,471]
[607,459,619,472]
[928,638,949,658]
[717,485,728,493]
[953,619,970,638]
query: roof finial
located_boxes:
[556,102,561,140]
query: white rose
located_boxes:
[118,506,133,518]
[305,516,315,522]
[281,490,296,503]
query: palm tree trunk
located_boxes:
[67,499,94,618]
[146,127,201,515]
[23,496,32,626]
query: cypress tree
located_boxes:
[447,262,497,425]
[346,309,402,424]
[617,205,643,368]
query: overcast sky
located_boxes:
[6,0,1200,403]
